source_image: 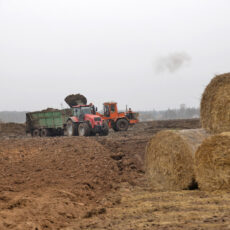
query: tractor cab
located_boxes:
[103,102,118,118]
[72,104,96,120]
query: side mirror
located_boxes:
[96,107,98,112]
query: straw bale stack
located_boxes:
[195,132,230,191]
[145,129,208,190]
[200,73,230,133]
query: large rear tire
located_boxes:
[112,124,119,132]
[100,121,109,136]
[66,120,76,136]
[116,119,129,131]
[78,123,90,136]
[112,121,119,132]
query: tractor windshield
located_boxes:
[74,107,92,117]
[81,107,92,115]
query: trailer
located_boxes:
[26,109,70,137]
[26,105,109,137]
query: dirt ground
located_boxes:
[0,123,25,138]
[2,118,230,230]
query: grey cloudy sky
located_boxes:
[0,0,230,111]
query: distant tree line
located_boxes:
[0,105,199,123]
[138,104,200,121]
[0,112,27,123]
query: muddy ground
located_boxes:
[1,119,229,229]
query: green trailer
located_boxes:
[26,105,109,137]
[26,109,72,137]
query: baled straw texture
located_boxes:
[200,73,230,133]
[195,132,230,191]
[145,129,208,190]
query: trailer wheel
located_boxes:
[116,119,129,131]
[32,129,40,137]
[66,120,76,136]
[78,123,90,136]
[41,128,49,137]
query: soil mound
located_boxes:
[65,94,87,107]
[0,123,25,137]
[40,108,60,112]
[0,137,121,229]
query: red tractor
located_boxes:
[96,102,139,131]
[66,104,109,136]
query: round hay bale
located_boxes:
[201,73,230,133]
[145,129,209,190]
[195,132,230,191]
[65,94,87,107]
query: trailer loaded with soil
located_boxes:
[26,104,109,137]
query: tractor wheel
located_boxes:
[116,119,129,131]
[32,129,40,137]
[100,121,109,136]
[66,120,76,136]
[112,122,119,132]
[56,128,64,136]
[41,128,49,137]
[112,125,119,132]
[78,123,90,136]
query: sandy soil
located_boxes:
[2,119,229,230]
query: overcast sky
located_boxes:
[0,0,230,111]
